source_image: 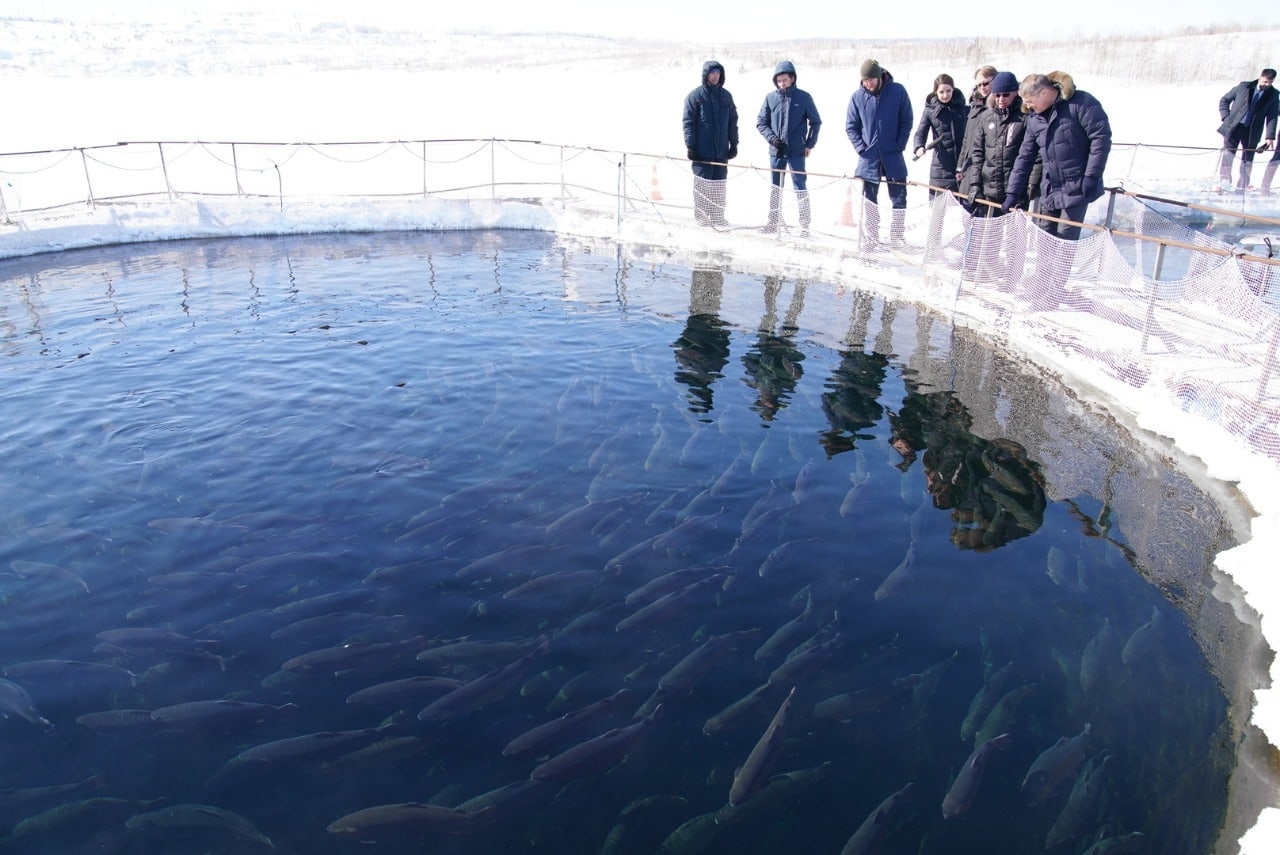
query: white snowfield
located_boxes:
[3,12,1280,850]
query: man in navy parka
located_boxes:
[1004,72,1111,241]
[846,59,913,247]
[683,60,739,226]
[757,60,821,234]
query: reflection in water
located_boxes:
[741,276,806,423]
[672,267,731,416]
[889,384,1047,550]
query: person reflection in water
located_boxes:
[741,276,806,422]
[672,267,732,415]
[818,348,890,457]
[889,387,1046,550]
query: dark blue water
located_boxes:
[0,231,1241,853]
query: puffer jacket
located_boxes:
[683,61,739,163]
[1007,75,1111,211]
[757,61,822,155]
[956,86,989,198]
[845,69,913,181]
[966,95,1040,206]
[912,92,967,189]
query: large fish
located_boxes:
[768,633,842,686]
[623,566,721,607]
[326,803,495,841]
[148,699,299,733]
[414,636,544,671]
[753,590,820,662]
[1120,607,1163,666]
[0,678,54,729]
[280,635,431,677]
[124,803,274,850]
[1021,722,1091,805]
[615,574,725,633]
[959,660,1017,742]
[502,688,633,758]
[941,732,1012,818]
[839,781,914,855]
[1079,618,1121,694]
[703,682,782,736]
[813,674,921,723]
[1045,751,1113,849]
[529,704,662,784]
[206,724,396,789]
[873,543,917,602]
[973,682,1037,746]
[455,545,567,582]
[344,675,465,709]
[1080,831,1144,854]
[728,686,796,807]
[417,639,550,725]
[268,611,409,644]
[757,537,819,578]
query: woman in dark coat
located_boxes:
[912,74,967,198]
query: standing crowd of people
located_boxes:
[682,56,1126,245]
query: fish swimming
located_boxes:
[326,803,495,841]
[941,732,1011,818]
[502,688,633,758]
[529,704,662,784]
[0,678,54,729]
[1021,723,1091,805]
[728,687,796,807]
[839,781,914,855]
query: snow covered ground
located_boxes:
[4,12,1280,850]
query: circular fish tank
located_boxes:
[0,229,1267,853]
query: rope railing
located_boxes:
[1,137,1278,463]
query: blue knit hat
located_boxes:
[991,71,1019,94]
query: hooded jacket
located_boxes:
[956,85,990,198]
[1218,78,1279,146]
[683,61,739,163]
[912,91,967,188]
[845,68,913,182]
[757,61,822,156]
[966,94,1040,206]
[1007,74,1111,212]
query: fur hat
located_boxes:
[860,59,882,80]
[990,71,1019,94]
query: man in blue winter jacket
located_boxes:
[757,60,821,235]
[846,59,913,249]
[1003,72,1111,241]
[683,60,739,226]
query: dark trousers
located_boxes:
[1036,203,1089,241]
[861,176,907,209]
[1220,124,1260,188]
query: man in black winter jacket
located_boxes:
[683,60,739,225]
[1217,69,1279,193]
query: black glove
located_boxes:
[687,147,697,161]
[773,139,788,157]
[727,144,738,161]
[1001,194,1018,213]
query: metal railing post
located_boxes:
[617,154,625,232]
[490,140,496,200]
[79,147,96,208]
[158,142,174,201]
[559,145,566,210]
[1104,187,1118,231]
[1139,242,1168,355]
[232,143,244,197]
[422,141,428,198]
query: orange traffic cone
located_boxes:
[838,184,855,227]
[649,164,663,201]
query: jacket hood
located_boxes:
[702,60,726,87]
[773,60,796,85]
[1048,70,1075,100]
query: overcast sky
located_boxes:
[6,0,1271,42]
